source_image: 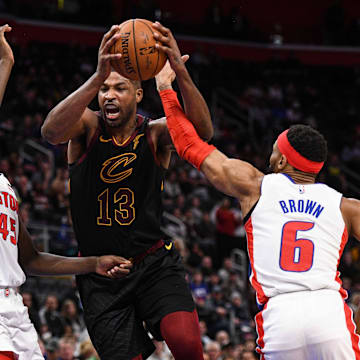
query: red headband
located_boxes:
[277,130,324,174]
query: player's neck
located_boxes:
[106,115,138,143]
[283,170,316,184]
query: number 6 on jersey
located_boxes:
[279,221,315,272]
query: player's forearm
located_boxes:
[41,73,102,144]
[0,58,13,106]
[24,252,97,276]
[175,67,213,141]
[160,89,215,169]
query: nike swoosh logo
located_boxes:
[165,243,173,251]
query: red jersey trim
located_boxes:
[336,226,349,300]
[255,303,267,357]
[245,217,269,305]
[343,301,360,359]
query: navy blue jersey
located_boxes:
[69,114,165,258]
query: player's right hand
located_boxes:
[0,24,14,65]
[96,25,122,82]
[152,22,186,75]
[95,255,133,279]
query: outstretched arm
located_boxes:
[0,24,14,107]
[153,22,213,144]
[159,89,263,213]
[18,219,132,278]
[41,26,122,144]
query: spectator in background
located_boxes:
[218,257,235,283]
[200,256,214,278]
[49,167,70,217]
[241,350,257,360]
[61,299,87,343]
[215,198,239,264]
[58,337,77,360]
[215,330,230,347]
[230,292,251,333]
[207,271,222,293]
[204,341,222,360]
[163,170,181,200]
[223,270,244,298]
[190,270,210,302]
[39,294,65,339]
[44,339,59,360]
[79,339,99,360]
[199,320,212,348]
[194,211,216,255]
[208,286,230,336]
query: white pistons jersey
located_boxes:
[245,173,346,306]
[0,173,26,287]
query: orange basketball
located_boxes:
[111,19,167,81]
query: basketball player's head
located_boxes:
[98,70,143,128]
[269,124,327,175]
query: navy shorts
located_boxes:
[76,245,194,360]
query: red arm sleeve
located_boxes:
[159,89,216,170]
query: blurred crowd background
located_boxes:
[1,1,360,360]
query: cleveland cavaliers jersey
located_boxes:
[244,173,346,306]
[69,115,165,258]
[0,174,25,287]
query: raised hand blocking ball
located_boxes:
[111,19,167,81]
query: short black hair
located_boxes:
[287,124,327,163]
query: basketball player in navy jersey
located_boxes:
[0,24,133,360]
[42,23,213,359]
[155,20,360,357]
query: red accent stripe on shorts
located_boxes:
[255,303,267,358]
[245,217,269,305]
[343,301,360,359]
[336,226,349,299]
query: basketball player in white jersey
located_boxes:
[0,24,132,360]
[152,26,360,356]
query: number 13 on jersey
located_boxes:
[279,221,315,272]
[97,188,135,226]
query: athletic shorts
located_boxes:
[0,288,43,360]
[76,244,195,360]
[255,289,360,359]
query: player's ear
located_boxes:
[278,154,287,170]
[136,88,143,103]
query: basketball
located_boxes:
[110,19,167,81]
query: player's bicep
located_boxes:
[200,150,263,199]
[341,197,360,241]
[42,107,95,145]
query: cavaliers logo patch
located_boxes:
[100,153,137,183]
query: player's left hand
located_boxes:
[95,255,133,279]
[152,22,186,76]
[155,55,189,91]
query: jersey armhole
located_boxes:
[243,176,265,224]
[146,124,165,169]
[69,125,101,168]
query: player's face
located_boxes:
[98,72,143,128]
[268,141,282,173]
